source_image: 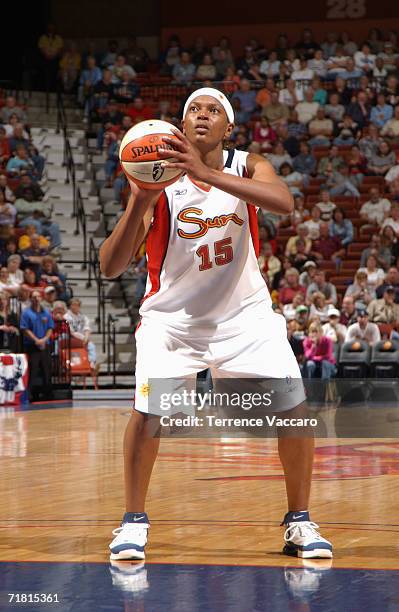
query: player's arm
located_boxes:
[99,182,160,279]
[199,153,293,214]
[159,131,294,214]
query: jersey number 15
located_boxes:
[196,237,233,271]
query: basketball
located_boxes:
[119,119,183,190]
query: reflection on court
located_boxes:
[0,401,398,610]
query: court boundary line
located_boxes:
[1,519,399,527]
[0,559,398,571]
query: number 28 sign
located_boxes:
[326,0,366,19]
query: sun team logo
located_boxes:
[177,206,244,239]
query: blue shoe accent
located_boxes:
[285,541,332,552]
[281,511,310,525]
[110,543,145,554]
[122,512,149,524]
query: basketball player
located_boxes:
[100,87,332,560]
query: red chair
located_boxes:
[348,242,366,254]
[305,195,320,205]
[378,323,394,339]
[340,261,359,274]
[61,348,98,390]
[363,175,385,185]
[319,261,336,273]
[329,275,353,286]
[303,186,322,195]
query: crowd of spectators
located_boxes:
[0,90,100,398]
[41,26,399,381]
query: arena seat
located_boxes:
[304,186,322,195]
[370,340,399,377]
[348,242,367,256]
[305,195,320,205]
[340,261,360,274]
[338,341,371,377]
[358,225,374,238]
[277,227,296,237]
[319,261,336,272]
[363,175,385,185]
[329,274,353,284]
[377,323,394,339]
[62,348,98,390]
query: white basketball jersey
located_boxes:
[139,149,272,327]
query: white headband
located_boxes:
[183,87,235,123]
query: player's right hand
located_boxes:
[127,176,163,197]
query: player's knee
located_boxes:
[276,401,315,438]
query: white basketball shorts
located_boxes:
[133,307,305,414]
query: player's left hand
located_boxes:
[158,129,209,182]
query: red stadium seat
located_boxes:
[340,261,360,274]
[319,261,336,273]
[309,178,325,186]
[348,242,367,255]
[305,195,320,205]
[377,323,394,339]
[278,228,296,237]
[304,186,322,195]
[329,275,353,286]
[363,175,385,185]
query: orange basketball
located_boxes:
[119,119,183,190]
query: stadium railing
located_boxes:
[56,90,88,267]
[107,313,117,384]
[87,237,110,355]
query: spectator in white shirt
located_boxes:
[381,105,399,138]
[284,49,301,75]
[326,46,349,77]
[64,298,98,369]
[280,162,304,197]
[259,51,280,77]
[304,205,322,240]
[373,57,388,79]
[0,267,19,296]
[357,255,386,291]
[322,308,347,344]
[291,58,314,83]
[267,141,292,172]
[308,50,327,78]
[308,108,334,147]
[325,92,345,122]
[385,164,399,185]
[360,187,391,226]
[295,88,319,124]
[345,309,381,345]
[354,44,376,74]
[279,78,301,107]
[381,204,399,235]
[6,255,23,287]
[315,189,337,221]
[378,41,398,73]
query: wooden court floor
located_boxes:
[1,402,399,570]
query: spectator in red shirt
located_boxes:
[252,117,277,153]
[126,97,153,124]
[303,321,337,379]
[312,222,345,264]
[259,224,277,254]
[0,127,10,168]
[278,267,306,306]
